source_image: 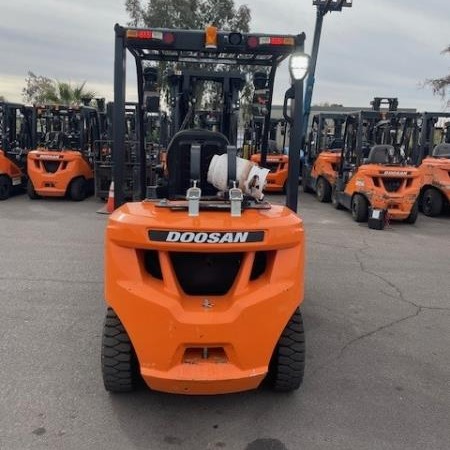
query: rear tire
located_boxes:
[421,188,443,217]
[27,179,40,199]
[101,308,139,393]
[69,177,87,201]
[301,166,313,193]
[351,194,369,222]
[404,200,419,224]
[316,177,332,203]
[267,308,305,392]
[332,186,343,210]
[0,175,12,200]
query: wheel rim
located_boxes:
[317,181,323,199]
[332,189,338,206]
[423,194,432,214]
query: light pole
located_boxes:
[303,0,353,138]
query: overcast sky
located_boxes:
[1,0,449,110]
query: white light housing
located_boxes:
[289,53,311,81]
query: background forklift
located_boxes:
[249,73,291,193]
[0,102,34,200]
[302,112,346,201]
[332,105,422,228]
[94,101,159,201]
[416,112,450,216]
[101,24,309,395]
[27,104,100,200]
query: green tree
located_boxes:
[0,95,6,102]
[124,0,253,122]
[426,46,450,104]
[22,71,96,106]
[125,0,250,31]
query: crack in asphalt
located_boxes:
[309,237,450,376]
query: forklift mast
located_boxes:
[340,109,420,169]
[167,70,245,144]
[34,105,101,154]
[416,112,450,163]
[0,102,35,151]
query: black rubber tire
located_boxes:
[101,308,139,393]
[332,186,343,210]
[316,177,332,203]
[27,179,40,199]
[421,188,443,217]
[69,177,87,201]
[351,194,369,222]
[301,166,314,193]
[0,175,12,200]
[266,308,305,392]
[404,200,419,224]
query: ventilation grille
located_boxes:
[170,252,242,296]
[382,178,403,193]
[42,161,60,173]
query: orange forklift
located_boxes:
[27,104,100,200]
[332,107,422,229]
[101,24,309,395]
[249,73,290,193]
[302,112,346,201]
[416,112,450,216]
[0,102,34,200]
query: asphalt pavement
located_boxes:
[0,192,449,450]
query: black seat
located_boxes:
[366,145,394,164]
[328,138,344,151]
[432,143,450,158]
[166,129,229,198]
[44,132,63,150]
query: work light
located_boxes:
[289,53,311,80]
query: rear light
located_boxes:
[126,29,164,40]
[163,32,175,44]
[258,36,295,46]
[247,36,258,48]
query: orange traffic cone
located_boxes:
[96,182,115,215]
[106,182,115,213]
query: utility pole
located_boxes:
[303,0,353,139]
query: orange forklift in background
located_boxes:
[101,24,309,395]
[249,72,290,193]
[416,112,450,216]
[0,102,34,200]
[302,112,345,201]
[27,105,100,200]
[332,108,422,229]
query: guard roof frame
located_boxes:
[113,24,306,208]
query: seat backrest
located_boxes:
[432,143,450,158]
[45,131,63,150]
[166,129,229,198]
[366,145,394,164]
[328,138,344,150]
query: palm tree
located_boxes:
[43,81,96,106]
[23,72,96,106]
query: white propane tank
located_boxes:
[207,154,270,201]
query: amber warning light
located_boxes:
[205,25,218,49]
